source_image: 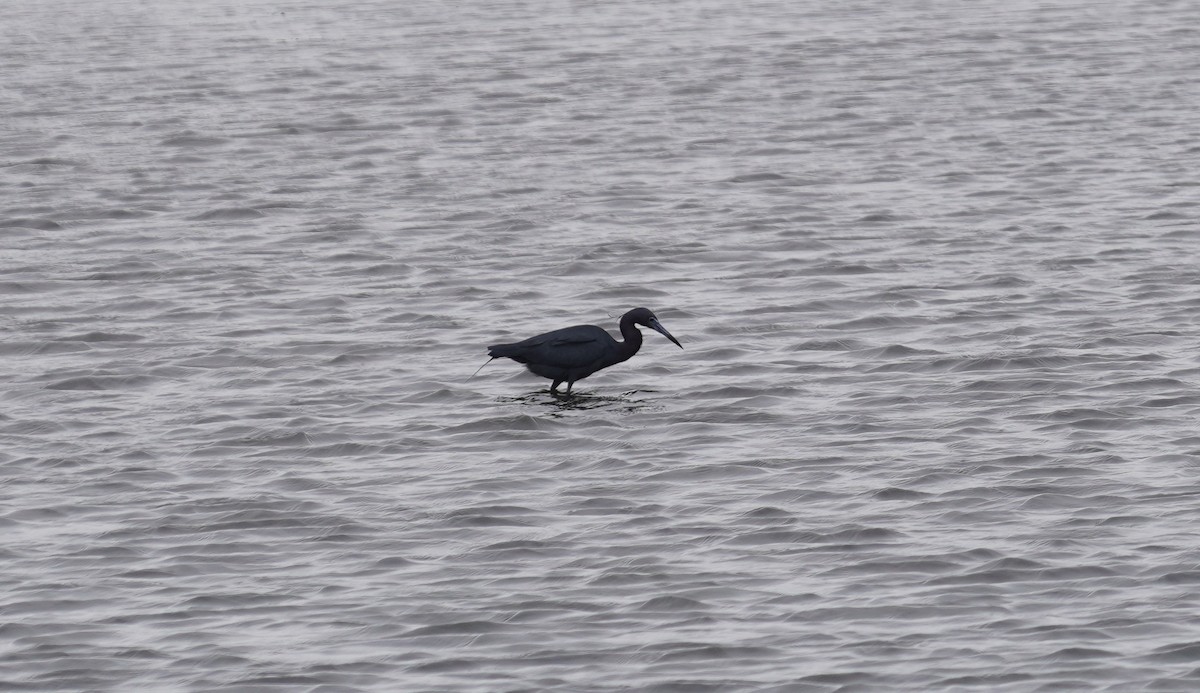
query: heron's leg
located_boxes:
[565,380,574,396]
[550,379,562,393]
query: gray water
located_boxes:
[4,0,1200,690]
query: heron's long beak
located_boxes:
[649,318,683,349]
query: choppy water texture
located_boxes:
[5,0,1200,690]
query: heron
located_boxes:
[478,307,683,395]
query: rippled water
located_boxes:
[5,0,1200,690]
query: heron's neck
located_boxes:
[617,316,643,359]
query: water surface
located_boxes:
[4,0,1200,690]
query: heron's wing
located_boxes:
[491,331,593,352]
[490,325,614,370]
[514,326,608,370]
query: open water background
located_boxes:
[5,0,1200,690]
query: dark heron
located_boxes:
[479,307,683,395]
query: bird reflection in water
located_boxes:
[499,390,661,417]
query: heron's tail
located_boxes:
[487,343,522,359]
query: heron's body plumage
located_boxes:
[485,308,681,395]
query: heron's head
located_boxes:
[627,307,683,349]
